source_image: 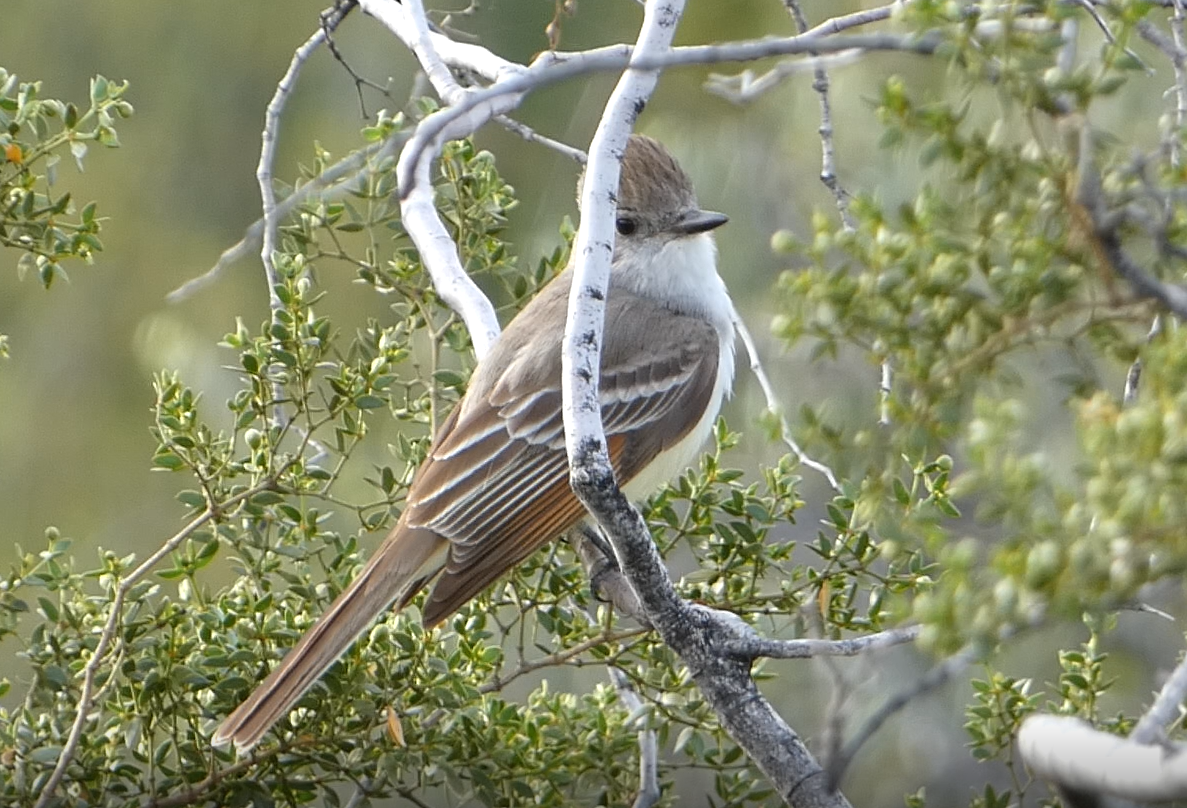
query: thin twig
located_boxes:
[258,4,353,314]
[1136,16,1187,80]
[608,665,662,808]
[167,135,402,303]
[255,4,355,428]
[1075,125,1187,319]
[878,361,892,428]
[1171,0,1187,168]
[136,755,263,808]
[320,0,391,118]
[343,776,380,808]
[495,115,587,163]
[1073,0,1152,74]
[801,606,855,787]
[733,313,841,492]
[1123,316,1161,406]
[800,3,899,38]
[795,2,875,433]
[704,51,861,104]
[826,644,978,789]
[566,531,659,807]
[785,0,855,231]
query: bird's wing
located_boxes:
[405,291,722,625]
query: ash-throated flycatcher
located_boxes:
[213,134,736,753]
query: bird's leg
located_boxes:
[568,524,651,627]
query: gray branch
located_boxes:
[1133,648,1187,745]
[826,644,978,788]
[1074,126,1187,319]
[398,32,943,196]
[726,626,921,660]
[572,470,851,807]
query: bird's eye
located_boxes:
[615,217,637,236]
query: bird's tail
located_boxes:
[211,526,446,754]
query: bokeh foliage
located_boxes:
[4,1,1187,806]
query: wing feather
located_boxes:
[404,279,722,625]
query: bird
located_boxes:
[213,133,736,753]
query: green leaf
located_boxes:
[37,596,59,621]
[90,75,109,105]
[152,452,185,470]
[29,746,63,765]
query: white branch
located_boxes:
[258,23,331,314]
[360,0,528,357]
[608,666,661,808]
[1020,714,1187,801]
[704,51,861,105]
[561,4,683,474]
[363,0,520,89]
[392,0,462,99]
[397,151,502,358]
[399,32,943,195]
[1132,645,1187,744]
[1027,638,1187,801]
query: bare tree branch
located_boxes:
[495,114,587,163]
[1123,315,1161,405]
[826,644,978,789]
[604,658,660,808]
[1074,125,1187,320]
[257,3,355,316]
[398,32,944,196]
[360,0,523,357]
[167,134,402,303]
[785,0,855,231]
[1020,714,1187,801]
[1072,0,1152,73]
[557,2,852,805]
[1132,647,1187,744]
[726,626,921,661]
[704,51,861,104]
[320,0,391,118]
[1017,634,1187,802]
[1170,0,1187,169]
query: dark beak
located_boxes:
[671,209,729,235]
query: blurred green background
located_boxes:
[4,1,1185,805]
